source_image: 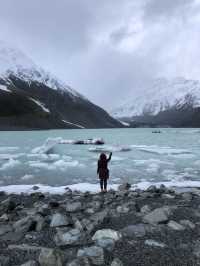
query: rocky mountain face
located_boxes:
[111,78,200,127]
[0,41,121,130]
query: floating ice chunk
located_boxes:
[0,147,19,152]
[88,145,131,153]
[0,159,21,170]
[0,153,24,161]
[60,138,104,145]
[131,145,192,155]
[31,138,62,154]
[21,174,34,181]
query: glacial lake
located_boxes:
[0,128,200,190]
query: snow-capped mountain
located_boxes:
[111,77,200,118]
[0,41,82,99]
[0,41,121,130]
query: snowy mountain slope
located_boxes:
[111,77,200,118]
[0,41,83,99]
[0,41,121,130]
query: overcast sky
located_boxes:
[1,0,200,109]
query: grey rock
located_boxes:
[0,213,9,222]
[140,205,151,214]
[145,239,166,248]
[182,192,193,201]
[96,238,115,251]
[39,248,63,266]
[32,185,39,191]
[55,228,82,246]
[20,260,38,266]
[66,202,82,212]
[121,224,151,238]
[77,246,104,265]
[110,258,124,266]
[92,229,122,242]
[50,213,70,227]
[0,256,10,266]
[1,231,24,241]
[147,185,157,193]
[116,205,129,214]
[180,219,195,229]
[13,216,34,233]
[75,218,94,233]
[118,183,131,191]
[161,194,175,199]
[0,197,16,212]
[67,257,91,266]
[8,244,44,252]
[0,224,13,236]
[143,206,172,224]
[167,220,185,231]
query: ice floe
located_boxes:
[0,159,21,170]
[31,138,62,154]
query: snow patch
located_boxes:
[0,85,11,93]
[62,120,85,129]
[29,98,50,113]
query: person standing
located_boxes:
[97,152,112,192]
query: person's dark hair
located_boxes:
[99,153,107,161]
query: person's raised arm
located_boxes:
[107,152,112,162]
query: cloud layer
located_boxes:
[0,0,200,109]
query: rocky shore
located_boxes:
[1,184,200,266]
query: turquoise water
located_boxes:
[0,128,200,186]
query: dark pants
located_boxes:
[100,178,107,190]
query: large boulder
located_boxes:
[77,246,104,265]
[13,216,35,233]
[121,224,154,238]
[0,197,16,212]
[167,221,185,231]
[66,202,82,213]
[92,229,122,242]
[118,183,131,191]
[50,213,71,227]
[0,224,13,236]
[20,260,38,266]
[54,228,82,246]
[39,248,63,266]
[143,207,172,225]
[111,258,124,266]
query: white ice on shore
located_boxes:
[89,145,132,153]
[1,180,200,195]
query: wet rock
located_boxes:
[50,213,71,227]
[180,219,195,229]
[54,228,82,246]
[49,201,60,208]
[143,206,172,225]
[77,246,104,265]
[20,260,38,266]
[147,185,157,193]
[39,248,63,266]
[66,202,82,212]
[167,220,185,231]
[75,218,94,233]
[92,229,122,242]
[118,183,131,191]
[1,231,24,241]
[145,239,166,248]
[110,258,124,266]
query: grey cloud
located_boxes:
[0,0,200,110]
